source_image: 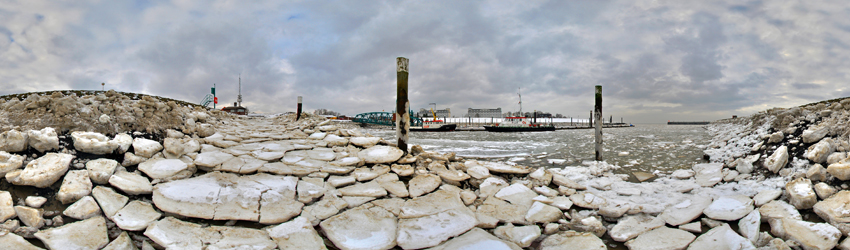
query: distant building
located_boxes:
[418,108,451,118]
[221,102,249,115]
[467,108,502,118]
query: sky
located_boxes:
[2,0,849,123]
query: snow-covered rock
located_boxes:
[466,164,491,179]
[759,200,802,223]
[469,160,532,174]
[349,137,381,147]
[266,216,327,249]
[408,174,441,197]
[63,196,102,220]
[35,216,109,250]
[102,232,136,250]
[477,196,528,224]
[56,169,93,204]
[814,182,836,199]
[431,227,521,250]
[193,151,235,168]
[624,227,695,250]
[805,138,834,163]
[479,177,509,198]
[702,195,754,221]
[687,223,755,250]
[660,196,712,226]
[358,145,404,164]
[85,158,118,184]
[0,191,15,222]
[72,131,119,154]
[5,153,74,188]
[0,151,24,176]
[827,162,850,181]
[738,210,760,244]
[113,200,162,231]
[608,214,665,242]
[694,163,723,187]
[132,138,163,158]
[323,134,348,147]
[163,138,200,157]
[153,172,299,222]
[763,146,788,173]
[813,191,850,235]
[0,129,27,152]
[785,177,817,209]
[494,224,541,248]
[24,196,46,208]
[113,133,133,154]
[570,192,607,209]
[144,217,275,250]
[525,201,562,223]
[0,232,42,250]
[138,159,189,179]
[495,183,538,208]
[108,170,153,195]
[338,181,387,197]
[15,205,44,228]
[671,169,695,179]
[319,204,397,250]
[397,190,477,249]
[802,125,829,143]
[679,222,702,233]
[27,127,59,152]
[771,218,841,250]
[92,186,129,219]
[540,230,605,250]
[753,189,782,206]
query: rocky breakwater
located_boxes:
[8,95,850,250]
[0,90,223,135]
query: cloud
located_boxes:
[1,0,850,123]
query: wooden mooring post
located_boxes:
[594,85,603,161]
[396,57,410,154]
[296,96,302,121]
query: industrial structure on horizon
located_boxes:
[416,108,451,118]
[466,108,502,118]
[221,75,250,115]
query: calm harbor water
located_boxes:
[364,124,711,174]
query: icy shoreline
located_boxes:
[2,91,850,249]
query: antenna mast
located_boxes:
[518,87,522,116]
[237,74,242,107]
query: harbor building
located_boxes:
[417,108,451,118]
[467,108,502,118]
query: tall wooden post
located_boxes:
[296,96,302,121]
[594,85,603,161]
[396,57,410,153]
[589,110,592,128]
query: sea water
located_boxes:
[364,124,710,174]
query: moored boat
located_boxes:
[410,123,457,132]
[483,117,555,132]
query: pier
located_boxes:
[667,121,710,125]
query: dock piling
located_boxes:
[396,57,410,154]
[296,96,302,121]
[595,85,603,161]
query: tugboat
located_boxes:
[410,109,457,132]
[483,116,554,132]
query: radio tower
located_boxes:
[237,74,242,107]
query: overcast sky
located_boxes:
[2,0,849,123]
